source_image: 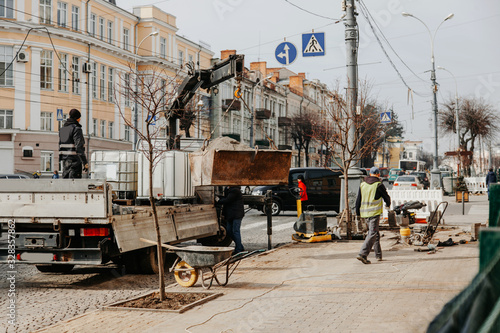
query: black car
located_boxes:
[250,167,342,215]
[410,171,430,189]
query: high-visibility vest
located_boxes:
[359,181,383,218]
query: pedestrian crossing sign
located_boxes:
[380,111,392,124]
[302,32,325,57]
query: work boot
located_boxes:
[357,255,371,264]
[376,256,383,261]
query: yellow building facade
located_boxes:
[0,0,213,175]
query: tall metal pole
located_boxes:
[345,0,358,163]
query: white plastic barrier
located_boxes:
[382,189,444,221]
[464,177,486,194]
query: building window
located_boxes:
[108,121,113,139]
[57,113,67,130]
[58,53,68,92]
[0,0,14,18]
[0,45,13,86]
[91,62,97,99]
[107,21,113,44]
[71,5,79,31]
[178,50,184,65]
[124,125,130,141]
[56,2,67,27]
[40,50,53,89]
[188,54,193,63]
[40,0,51,24]
[99,17,104,40]
[90,13,96,37]
[100,120,105,138]
[160,37,166,58]
[40,151,53,172]
[40,112,53,131]
[0,109,13,129]
[22,146,34,158]
[123,28,129,51]
[108,68,114,102]
[124,73,130,106]
[93,118,97,136]
[72,56,79,94]
[100,64,106,100]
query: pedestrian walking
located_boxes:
[356,166,391,264]
[486,167,497,200]
[59,109,88,179]
[52,170,60,179]
[297,174,308,210]
[217,186,245,255]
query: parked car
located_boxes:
[393,175,423,190]
[0,174,30,179]
[410,171,430,189]
[388,168,402,184]
[250,167,342,215]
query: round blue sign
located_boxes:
[275,42,297,66]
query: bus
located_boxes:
[399,159,426,172]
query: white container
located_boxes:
[137,150,194,200]
[91,151,138,199]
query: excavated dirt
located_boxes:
[114,292,210,310]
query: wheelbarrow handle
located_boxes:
[140,238,183,251]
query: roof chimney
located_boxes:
[220,50,236,60]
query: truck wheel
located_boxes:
[198,224,232,247]
[174,261,199,287]
[264,201,281,216]
[35,264,74,273]
[139,246,166,275]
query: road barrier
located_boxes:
[383,189,445,222]
[464,177,486,194]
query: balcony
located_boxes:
[255,108,271,119]
[255,139,270,148]
[278,144,292,150]
[222,133,241,141]
[278,116,292,126]
[222,99,241,111]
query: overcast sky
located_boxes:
[118,0,500,154]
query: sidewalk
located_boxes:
[36,196,489,333]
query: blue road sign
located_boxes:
[275,42,297,66]
[147,115,157,125]
[380,111,392,124]
[57,108,63,121]
[302,32,325,57]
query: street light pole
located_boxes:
[402,12,454,189]
[134,31,158,150]
[437,66,460,176]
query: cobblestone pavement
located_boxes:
[0,263,174,333]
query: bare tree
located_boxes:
[115,65,182,301]
[439,97,499,176]
[290,112,318,167]
[314,83,383,239]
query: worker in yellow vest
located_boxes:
[355,167,391,264]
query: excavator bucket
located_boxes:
[189,137,291,186]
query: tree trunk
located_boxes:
[344,162,352,240]
[148,148,165,301]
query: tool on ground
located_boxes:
[292,207,339,242]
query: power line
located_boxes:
[283,0,339,21]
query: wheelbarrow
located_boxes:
[170,246,264,289]
[140,238,263,289]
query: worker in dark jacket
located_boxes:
[59,109,88,179]
[355,167,391,264]
[218,186,245,254]
[486,167,497,200]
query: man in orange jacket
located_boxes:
[297,175,308,210]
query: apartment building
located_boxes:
[0,0,213,175]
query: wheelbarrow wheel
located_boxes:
[174,261,199,287]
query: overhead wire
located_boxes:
[356,2,430,98]
[284,0,339,21]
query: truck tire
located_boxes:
[35,264,74,273]
[198,224,232,247]
[139,246,166,275]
